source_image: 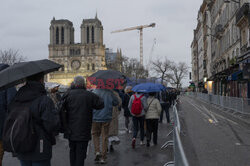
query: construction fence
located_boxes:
[161,103,189,166]
[187,92,250,114]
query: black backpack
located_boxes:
[2,101,38,153]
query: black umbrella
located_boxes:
[0,59,61,90]
[87,70,126,89]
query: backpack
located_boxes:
[2,101,38,153]
[131,94,144,115]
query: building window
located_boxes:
[77,49,81,55]
[87,64,90,70]
[56,27,59,44]
[92,26,95,43]
[87,26,89,44]
[61,27,64,44]
[92,63,95,70]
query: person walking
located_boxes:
[145,92,162,147]
[0,64,17,166]
[48,85,61,109]
[92,89,119,164]
[61,76,104,166]
[4,73,60,166]
[159,91,171,123]
[128,92,148,149]
[108,90,122,152]
[122,86,133,133]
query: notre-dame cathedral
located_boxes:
[48,15,107,86]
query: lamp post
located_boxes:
[204,77,207,83]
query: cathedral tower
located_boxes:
[50,17,74,45]
[80,14,103,45]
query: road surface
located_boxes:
[179,95,250,166]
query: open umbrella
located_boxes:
[87,70,126,89]
[132,82,166,93]
[0,59,61,90]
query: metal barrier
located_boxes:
[161,103,189,166]
[187,92,250,114]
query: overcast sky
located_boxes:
[0,0,202,86]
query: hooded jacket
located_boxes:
[0,64,16,140]
[10,81,60,161]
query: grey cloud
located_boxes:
[0,0,202,86]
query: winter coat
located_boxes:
[0,88,16,140]
[0,64,17,141]
[128,93,148,117]
[122,92,133,117]
[93,89,119,122]
[159,91,171,108]
[9,81,60,161]
[61,87,104,141]
[145,96,162,119]
[109,91,122,136]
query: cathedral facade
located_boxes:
[48,15,106,86]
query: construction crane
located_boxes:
[111,23,156,66]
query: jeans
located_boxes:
[125,116,130,130]
[160,103,170,123]
[69,141,88,166]
[0,141,3,166]
[146,119,159,144]
[92,122,110,160]
[132,116,145,141]
[20,160,51,166]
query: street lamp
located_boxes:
[204,77,207,83]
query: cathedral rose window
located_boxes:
[71,60,81,70]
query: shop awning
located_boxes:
[228,70,242,81]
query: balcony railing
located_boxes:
[236,3,249,25]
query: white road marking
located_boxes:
[210,111,239,126]
[186,100,212,121]
[202,105,219,123]
[188,97,239,126]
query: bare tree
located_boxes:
[122,57,148,82]
[0,49,26,65]
[168,62,189,89]
[151,58,173,84]
[106,55,149,82]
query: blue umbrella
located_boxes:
[132,83,166,93]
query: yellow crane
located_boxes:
[111,23,156,66]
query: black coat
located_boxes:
[9,81,60,161]
[0,64,17,141]
[61,88,104,141]
[0,88,16,140]
[122,92,133,117]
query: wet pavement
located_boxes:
[179,95,250,166]
[3,111,174,166]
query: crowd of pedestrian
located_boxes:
[0,63,180,166]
